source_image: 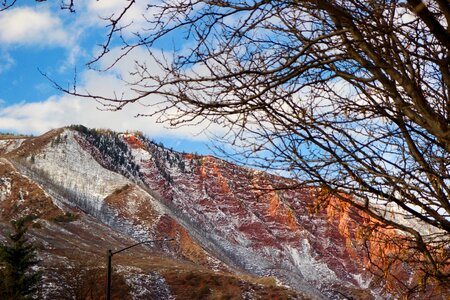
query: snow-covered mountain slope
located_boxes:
[7,129,226,270]
[1,126,447,300]
[1,128,303,299]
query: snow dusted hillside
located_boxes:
[1,126,447,300]
[8,129,226,267]
[29,127,369,298]
[1,128,306,299]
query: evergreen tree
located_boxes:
[0,217,42,299]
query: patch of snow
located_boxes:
[131,147,153,164]
[352,273,371,289]
[0,138,24,153]
[274,277,290,288]
[125,271,174,300]
[18,189,25,203]
[381,202,442,236]
[241,286,257,300]
[285,239,338,284]
[0,176,12,202]
[32,130,128,211]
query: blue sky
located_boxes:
[0,0,215,155]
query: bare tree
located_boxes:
[48,0,450,295]
[0,0,75,12]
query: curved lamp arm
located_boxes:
[106,237,175,300]
[110,237,175,255]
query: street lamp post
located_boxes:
[106,237,175,300]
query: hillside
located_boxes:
[0,126,447,299]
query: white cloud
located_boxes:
[0,12,224,144]
[0,49,14,74]
[0,92,214,139]
[0,7,69,46]
[88,0,134,15]
[0,62,219,140]
[86,0,150,32]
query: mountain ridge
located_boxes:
[0,126,446,299]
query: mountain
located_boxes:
[0,126,446,299]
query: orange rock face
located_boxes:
[119,134,448,299]
[122,134,145,149]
